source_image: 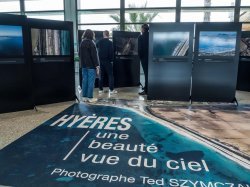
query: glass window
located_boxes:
[77,0,120,9]
[25,0,64,11]
[78,24,119,31]
[125,0,176,8]
[181,12,205,22]
[181,0,235,7]
[25,12,64,21]
[125,11,175,23]
[210,11,234,22]
[242,24,250,31]
[241,0,250,6]
[240,9,250,22]
[181,9,234,22]
[125,24,150,32]
[78,11,120,24]
[0,0,20,12]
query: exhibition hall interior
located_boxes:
[0,0,250,186]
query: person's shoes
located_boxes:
[138,90,146,95]
[99,90,104,94]
[88,98,98,103]
[81,97,88,102]
[77,85,82,95]
[109,90,118,94]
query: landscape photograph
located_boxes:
[198,31,237,56]
[0,25,23,56]
[31,28,70,56]
[153,32,189,57]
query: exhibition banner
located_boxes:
[0,104,249,186]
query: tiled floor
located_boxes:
[0,86,250,161]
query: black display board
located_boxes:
[237,31,250,91]
[28,18,75,105]
[0,14,34,113]
[192,23,241,102]
[113,31,140,87]
[148,23,194,101]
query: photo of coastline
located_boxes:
[114,36,138,56]
[198,31,237,56]
[31,28,70,56]
[153,32,189,57]
[240,37,250,56]
[0,25,24,56]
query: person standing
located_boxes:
[96,30,117,94]
[79,29,100,102]
[138,23,149,95]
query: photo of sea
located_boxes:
[153,32,189,57]
[31,28,70,56]
[198,31,237,56]
[240,37,250,56]
[0,25,24,56]
[115,37,138,55]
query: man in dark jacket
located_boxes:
[79,29,100,102]
[138,23,149,95]
[96,30,117,94]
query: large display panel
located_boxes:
[113,31,140,87]
[0,14,34,113]
[148,23,194,101]
[28,18,75,105]
[237,31,250,91]
[192,23,241,102]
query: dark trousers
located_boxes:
[141,58,148,93]
[99,60,114,91]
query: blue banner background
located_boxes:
[0,104,249,186]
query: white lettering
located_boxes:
[50,115,74,126]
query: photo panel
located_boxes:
[198,31,237,56]
[0,25,24,57]
[240,37,250,57]
[115,36,138,56]
[31,28,70,56]
[153,32,189,57]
